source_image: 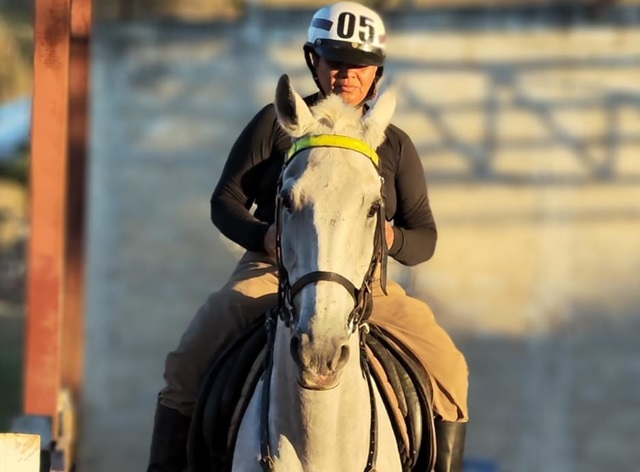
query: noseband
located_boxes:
[274,134,389,333]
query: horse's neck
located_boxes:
[270,321,372,470]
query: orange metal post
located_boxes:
[24,1,92,455]
[24,0,72,430]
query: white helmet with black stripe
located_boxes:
[304,2,387,96]
[305,1,387,66]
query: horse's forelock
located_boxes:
[311,95,365,137]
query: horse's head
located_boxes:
[273,74,396,390]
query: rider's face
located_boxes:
[314,56,378,107]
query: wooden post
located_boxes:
[0,434,40,472]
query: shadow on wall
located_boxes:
[458,294,640,471]
[397,52,640,184]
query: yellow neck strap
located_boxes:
[286,135,380,168]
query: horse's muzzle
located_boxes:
[290,333,350,391]
[297,370,341,390]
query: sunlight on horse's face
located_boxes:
[280,150,381,301]
[273,74,395,390]
[279,148,381,389]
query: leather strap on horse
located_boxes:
[375,198,388,296]
[360,327,379,472]
[290,271,359,302]
[259,311,277,472]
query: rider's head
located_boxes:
[304,2,387,107]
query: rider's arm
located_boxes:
[387,129,438,266]
[210,104,287,253]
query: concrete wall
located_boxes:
[84,9,640,472]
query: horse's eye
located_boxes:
[280,191,292,211]
[367,201,381,218]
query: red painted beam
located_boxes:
[24,0,72,427]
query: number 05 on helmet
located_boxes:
[304,1,387,67]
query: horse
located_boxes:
[230,75,402,472]
[189,75,435,472]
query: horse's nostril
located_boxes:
[291,333,350,374]
[329,343,350,372]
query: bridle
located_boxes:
[274,134,389,332]
[259,134,389,472]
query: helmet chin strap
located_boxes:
[304,47,323,93]
[363,67,384,104]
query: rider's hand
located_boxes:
[264,223,277,258]
[384,221,395,249]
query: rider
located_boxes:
[147,2,468,471]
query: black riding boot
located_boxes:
[147,401,192,472]
[434,420,467,472]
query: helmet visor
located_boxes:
[310,39,385,67]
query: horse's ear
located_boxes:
[275,74,316,138]
[362,88,396,149]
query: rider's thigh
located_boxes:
[369,279,469,422]
[160,252,278,414]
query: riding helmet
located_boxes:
[304,2,387,96]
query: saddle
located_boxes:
[187,317,435,472]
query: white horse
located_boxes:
[232,75,403,472]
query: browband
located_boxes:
[287,134,380,169]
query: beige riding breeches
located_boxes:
[160,251,469,422]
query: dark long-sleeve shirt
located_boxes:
[210,94,437,266]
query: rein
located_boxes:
[259,134,389,471]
